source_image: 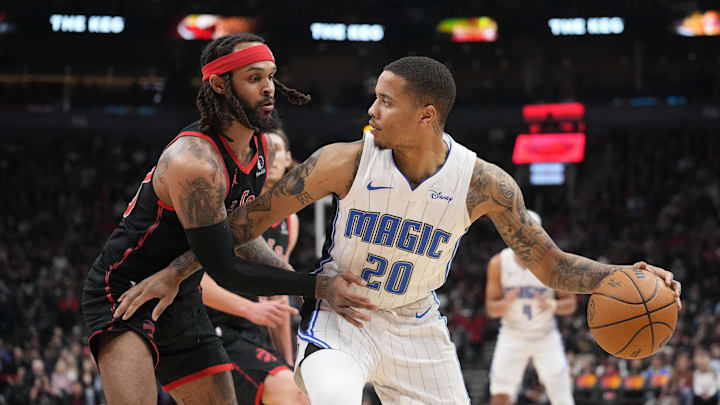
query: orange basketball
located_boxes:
[587,269,677,359]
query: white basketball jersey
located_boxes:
[315,132,476,309]
[499,248,557,338]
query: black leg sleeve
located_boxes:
[185,220,316,297]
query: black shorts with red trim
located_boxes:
[82,260,231,391]
[216,325,291,405]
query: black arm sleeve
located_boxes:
[185,220,316,297]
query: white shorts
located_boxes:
[295,294,470,405]
[489,328,569,399]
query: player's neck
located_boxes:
[392,134,448,188]
[222,121,257,164]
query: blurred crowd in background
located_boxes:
[0,126,718,404]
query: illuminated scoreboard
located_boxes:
[514,102,587,185]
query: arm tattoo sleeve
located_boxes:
[226,147,325,246]
[273,147,322,204]
[166,235,290,283]
[179,176,226,228]
[234,236,291,270]
[480,161,623,294]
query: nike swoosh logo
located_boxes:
[367,182,392,191]
[415,306,432,319]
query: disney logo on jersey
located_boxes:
[429,189,453,203]
[256,155,266,177]
[227,189,255,212]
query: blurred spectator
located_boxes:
[692,349,719,405]
[659,351,695,405]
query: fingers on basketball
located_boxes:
[587,268,678,359]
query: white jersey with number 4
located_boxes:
[499,247,557,338]
[315,132,476,309]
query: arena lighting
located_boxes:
[310,23,384,42]
[548,17,624,36]
[522,102,585,122]
[436,17,498,42]
[512,133,586,164]
[0,11,13,34]
[177,15,259,40]
[530,163,565,186]
[674,10,720,37]
[49,14,125,34]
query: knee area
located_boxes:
[301,350,364,405]
[262,370,308,405]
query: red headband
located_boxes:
[201,44,275,81]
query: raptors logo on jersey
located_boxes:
[306,132,476,312]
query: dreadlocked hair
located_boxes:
[273,78,311,105]
[196,33,311,134]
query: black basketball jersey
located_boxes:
[207,217,291,332]
[96,121,268,295]
[264,218,291,259]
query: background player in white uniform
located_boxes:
[486,211,577,405]
[116,56,682,405]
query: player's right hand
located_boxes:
[248,300,299,328]
[316,272,379,328]
[114,269,182,321]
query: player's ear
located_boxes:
[285,150,292,163]
[419,105,436,126]
[208,74,226,95]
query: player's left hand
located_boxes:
[316,272,379,328]
[635,262,682,310]
[114,270,181,321]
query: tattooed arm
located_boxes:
[225,140,363,246]
[468,158,681,302]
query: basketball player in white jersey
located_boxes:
[115,56,682,404]
[486,210,576,405]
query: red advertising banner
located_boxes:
[513,133,586,163]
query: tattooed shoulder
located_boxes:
[466,158,490,217]
[467,158,526,218]
[162,137,227,228]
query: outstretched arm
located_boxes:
[226,141,362,245]
[467,158,681,306]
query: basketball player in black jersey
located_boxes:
[81,33,376,405]
[199,128,308,405]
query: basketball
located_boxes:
[587,268,678,359]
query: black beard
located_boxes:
[244,102,281,133]
[236,92,282,133]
